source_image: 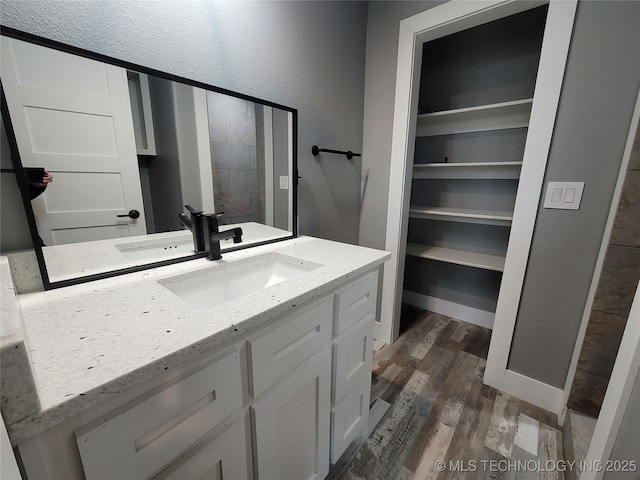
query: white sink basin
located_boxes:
[116,236,194,262]
[159,253,322,310]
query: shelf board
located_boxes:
[406,243,505,272]
[413,161,522,180]
[416,98,533,137]
[409,206,513,226]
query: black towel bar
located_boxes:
[312,145,361,160]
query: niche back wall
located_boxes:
[0,0,368,244]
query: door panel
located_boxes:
[39,172,126,212]
[1,37,146,245]
[7,38,110,97]
[24,107,118,156]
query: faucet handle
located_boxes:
[203,212,221,233]
[185,204,203,215]
[203,211,225,219]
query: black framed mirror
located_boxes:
[1,27,298,289]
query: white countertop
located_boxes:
[43,222,292,283]
[2,236,389,443]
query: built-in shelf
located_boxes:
[413,161,522,180]
[409,206,513,226]
[416,98,533,137]
[406,242,505,272]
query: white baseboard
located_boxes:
[503,369,565,423]
[402,290,494,330]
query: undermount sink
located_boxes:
[159,253,323,310]
[116,236,194,262]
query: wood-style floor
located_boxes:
[329,307,566,480]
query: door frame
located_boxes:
[380,0,577,412]
[581,280,640,480]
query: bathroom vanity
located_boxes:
[1,236,389,479]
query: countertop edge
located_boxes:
[6,244,389,444]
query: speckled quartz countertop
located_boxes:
[2,236,389,443]
[43,222,291,283]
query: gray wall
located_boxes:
[360,0,640,389]
[0,0,368,244]
[147,76,184,232]
[507,1,640,387]
[0,117,33,254]
[359,1,446,250]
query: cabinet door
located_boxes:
[332,313,375,404]
[251,348,331,480]
[330,376,371,464]
[153,417,250,480]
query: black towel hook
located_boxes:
[312,145,361,160]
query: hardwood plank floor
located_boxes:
[330,307,566,480]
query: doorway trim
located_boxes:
[380,0,577,412]
[581,280,640,480]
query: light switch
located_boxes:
[543,182,585,210]
[564,188,576,203]
[279,176,289,190]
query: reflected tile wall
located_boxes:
[207,92,264,224]
[568,124,640,418]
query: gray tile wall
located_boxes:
[206,92,265,225]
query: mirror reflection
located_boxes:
[1,34,295,284]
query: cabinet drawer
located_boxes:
[76,348,242,480]
[153,416,250,480]
[248,297,332,398]
[330,375,371,464]
[332,313,375,404]
[334,271,378,335]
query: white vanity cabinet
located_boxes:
[330,271,377,463]
[248,297,333,480]
[15,268,382,480]
[248,271,379,477]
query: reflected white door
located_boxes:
[1,37,146,245]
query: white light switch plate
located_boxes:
[279,176,289,190]
[543,181,585,210]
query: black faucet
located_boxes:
[178,205,206,253]
[203,212,243,260]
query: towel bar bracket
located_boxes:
[311,145,361,160]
